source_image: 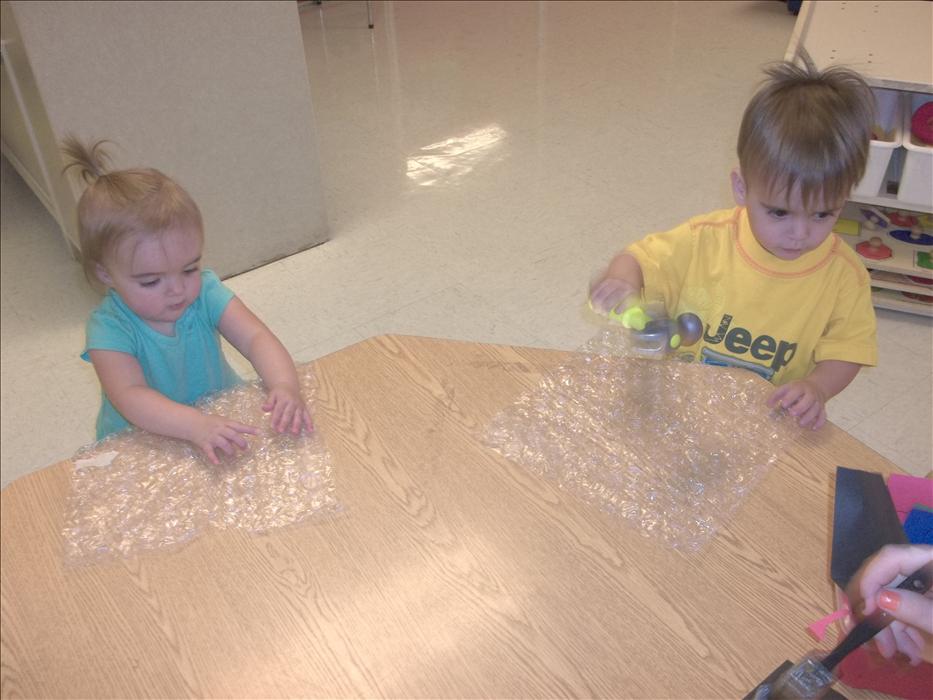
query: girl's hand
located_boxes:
[767,379,827,429]
[263,384,313,435]
[190,414,260,465]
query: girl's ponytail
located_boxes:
[62,136,113,184]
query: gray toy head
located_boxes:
[676,313,703,346]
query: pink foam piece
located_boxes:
[887,474,933,523]
[807,605,850,642]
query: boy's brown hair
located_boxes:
[737,58,875,209]
[61,137,203,287]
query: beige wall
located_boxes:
[6,0,328,277]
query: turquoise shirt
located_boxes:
[82,270,241,439]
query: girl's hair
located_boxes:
[737,58,875,209]
[61,136,203,286]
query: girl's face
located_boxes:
[97,227,204,333]
[732,170,844,261]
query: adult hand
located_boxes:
[853,544,933,665]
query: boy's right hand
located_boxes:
[189,414,260,465]
[589,277,638,315]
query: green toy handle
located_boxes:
[608,305,649,331]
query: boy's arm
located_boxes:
[767,359,862,430]
[88,349,259,464]
[218,297,312,434]
[805,359,863,399]
[589,252,645,313]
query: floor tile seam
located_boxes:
[413,158,601,209]
[291,327,368,358]
[865,358,933,386]
[291,277,463,340]
[845,385,910,422]
[846,399,931,447]
[314,121,416,161]
[880,333,933,359]
[287,218,415,265]
[460,278,581,341]
[859,364,933,390]
[1,338,88,369]
[346,280,547,345]
[313,131,607,202]
[348,281,469,329]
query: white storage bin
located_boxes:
[853,89,902,198]
[852,89,902,198]
[897,92,933,207]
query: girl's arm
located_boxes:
[88,350,259,464]
[218,297,312,434]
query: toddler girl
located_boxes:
[65,137,312,464]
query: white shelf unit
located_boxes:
[785,0,933,317]
[784,1,932,95]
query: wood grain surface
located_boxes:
[1,335,902,698]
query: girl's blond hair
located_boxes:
[737,58,875,209]
[61,136,203,286]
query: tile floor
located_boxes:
[1,0,931,487]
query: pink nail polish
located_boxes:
[878,590,900,612]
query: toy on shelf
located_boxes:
[911,100,933,146]
[917,251,933,270]
[855,236,893,260]
[833,218,859,236]
[859,207,889,231]
[902,290,933,304]
[888,211,919,228]
[889,228,933,246]
[608,303,703,358]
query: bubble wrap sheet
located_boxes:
[485,329,799,552]
[64,364,341,564]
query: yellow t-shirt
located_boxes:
[626,207,877,384]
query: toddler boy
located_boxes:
[590,60,878,429]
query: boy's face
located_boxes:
[96,227,204,333]
[732,170,844,261]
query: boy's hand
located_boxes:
[190,414,260,465]
[767,379,828,429]
[589,277,638,315]
[263,384,313,435]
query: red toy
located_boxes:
[911,101,933,146]
[888,211,919,228]
[855,237,892,260]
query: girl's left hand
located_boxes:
[262,384,313,434]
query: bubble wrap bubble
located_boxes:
[64,364,341,564]
[485,329,799,552]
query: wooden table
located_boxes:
[1,335,901,698]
